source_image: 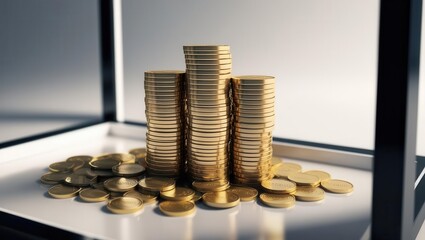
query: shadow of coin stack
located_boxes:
[231,76,275,186]
[144,70,186,178]
[183,45,232,182]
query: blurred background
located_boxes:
[0,0,423,156]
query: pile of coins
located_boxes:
[144,71,185,178]
[183,45,232,182]
[231,76,275,186]
[40,151,354,215]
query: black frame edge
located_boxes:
[372,0,422,239]
[99,0,117,122]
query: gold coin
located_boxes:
[233,87,275,94]
[186,69,231,75]
[112,163,145,177]
[288,172,320,186]
[186,58,231,65]
[79,188,109,202]
[227,186,258,201]
[192,180,230,193]
[261,179,296,194]
[183,45,230,51]
[65,157,86,170]
[107,197,143,214]
[202,191,240,209]
[160,187,195,201]
[66,155,93,166]
[321,179,354,194]
[184,53,231,59]
[259,193,295,208]
[40,172,69,185]
[64,173,96,187]
[145,70,185,77]
[232,75,275,84]
[139,177,176,192]
[233,84,275,91]
[304,170,331,182]
[273,164,302,179]
[159,201,196,217]
[48,184,81,199]
[89,154,122,169]
[48,161,74,173]
[186,64,232,71]
[124,190,157,204]
[104,177,138,192]
[294,187,325,202]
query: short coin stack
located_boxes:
[232,76,275,186]
[144,71,185,178]
[183,45,232,182]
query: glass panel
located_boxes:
[123,0,380,150]
[0,0,102,144]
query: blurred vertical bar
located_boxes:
[372,0,422,239]
[99,0,117,121]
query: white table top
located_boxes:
[0,124,371,240]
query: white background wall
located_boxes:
[122,0,425,155]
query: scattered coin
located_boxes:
[304,170,331,182]
[40,172,69,185]
[227,186,258,201]
[159,201,196,217]
[48,162,74,173]
[107,197,143,214]
[139,177,175,192]
[79,188,109,202]
[294,187,325,202]
[261,179,296,194]
[202,191,240,209]
[192,180,230,193]
[104,177,138,192]
[112,163,145,177]
[124,190,157,204]
[48,184,81,199]
[160,187,195,201]
[288,172,320,187]
[65,173,96,187]
[259,193,295,208]
[321,179,354,194]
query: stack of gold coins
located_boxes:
[183,45,232,182]
[232,75,275,186]
[144,70,185,178]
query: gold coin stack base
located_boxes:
[144,70,186,178]
[184,45,232,182]
[232,75,276,185]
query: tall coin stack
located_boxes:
[231,76,275,186]
[144,70,185,178]
[183,45,232,182]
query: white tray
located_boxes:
[0,123,372,240]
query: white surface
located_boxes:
[0,123,371,240]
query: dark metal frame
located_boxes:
[372,0,423,239]
[0,0,116,150]
[1,0,425,239]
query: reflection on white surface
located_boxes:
[0,125,371,240]
[261,208,286,240]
